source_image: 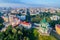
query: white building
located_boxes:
[20,21,31,29]
[50,15,60,21]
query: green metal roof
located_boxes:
[41,18,47,23]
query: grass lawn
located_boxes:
[39,35,57,40]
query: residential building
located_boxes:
[50,15,60,21]
[20,21,31,29]
[55,24,60,35]
[49,8,56,13]
[1,16,9,22]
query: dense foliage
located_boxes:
[0,17,4,30]
[0,25,57,40]
[0,25,39,40]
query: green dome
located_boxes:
[40,18,49,28]
[41,18,47,23]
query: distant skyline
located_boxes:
[0,0,60,8]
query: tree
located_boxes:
[31,14,41,23]
[0,17,4,23]
[0,23,4,30]
[0,25,57,40]
[57,20,60,24]
[46,17,51,23]
[28,28,39,40]
[26,9,31,22]
[0,17,4,30]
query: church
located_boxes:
[39,18,52,35]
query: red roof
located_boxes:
[21,21,30,25]
[56,24,60,28]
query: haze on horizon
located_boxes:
[0,0,60,8]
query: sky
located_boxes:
[0,0,60,7]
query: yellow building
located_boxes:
[55,24,60,35]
